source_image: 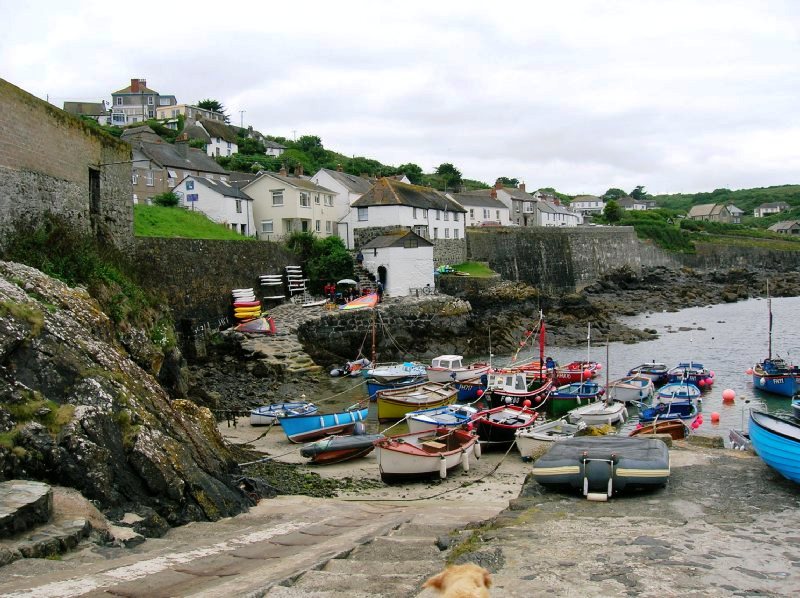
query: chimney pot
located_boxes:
[175,134,188,158]
[279,164,287,176]
[494,180,503,190]
[519,182,526,192]
[490,188,497,199]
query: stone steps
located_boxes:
[0,517,91,566]
[0,480,52,538]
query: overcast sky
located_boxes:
[2,0,799,195]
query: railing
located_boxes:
[409,286,438,297]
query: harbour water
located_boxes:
[328,296,800,445]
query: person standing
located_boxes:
[356,250,364,267]
[376,280,384,303]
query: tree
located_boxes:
[604,199,623,222]
[197,99,229,123]
[396,162,424,185]
[630,185,647,200]
[152,191,180,207]
[497,176,520,187]
[435,163,462,190]
[603,188,627,201]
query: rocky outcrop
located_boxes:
[0,261,249,532]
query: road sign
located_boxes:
[187,193,198,202]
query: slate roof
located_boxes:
[248,171,336,194]
[263,139,286,150]
[450,191,508,210]
[352,178,466,212]
[768,220,800,232]
[316,168,373,194]
[199,119,238,143]
[500,187,534,200]
[572,195,601,203]
[182,123,211,143]
[227,172,258,188]
[362,229,433,249]
[134,140,228,174]
[113,83,158,95]
[687,203,724,218]
[726,205,744,215]
[120,125,163,143]
[758,202,790,210]
[63,101,106,116]
[188,176,253,200]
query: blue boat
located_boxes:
[366,376,427,402]
[626,362,670,386]
[752,358,798,398]
[667,362,714,388]
[278,405,370,443]
[793,398,800,421]
[639,400,698,423]
[453,374,488,402]
[748,410,800,484]
[405,404,479,434]
[250,401,317,426]
[656,382,701,403]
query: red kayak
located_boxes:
[234,300,261,308]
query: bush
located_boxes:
[152,192,180,207]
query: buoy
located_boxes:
[474,441,482,459]
[583,369,593,379]
[522,399,532,408]
[465,422,473,432]
[746,368,753,375]
[505,396,513,405]
[705,377,714,386]
[635,423,643,430]
[698,379,706,387]
[691,420,700,429]
[439,456,447,479]
[353,422,366,435]
[709,370,715,378]
[461,449,470,472]
[476,389,484,397]
[596,364,602,370]
[760,377,767,386]
[710,412,720,423]
[722,388,735,403]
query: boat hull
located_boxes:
[607,376,655,404]
[475,405,539,450]
[250,402,317,426]
[406,405,479,434]
[656,383,701,403]
[278,408,370,443]
[749,411,800,483]
[639,401,698,423]
[300,434,384,465]
[567,401,628,426]
[376,382,458,422]
[630,420,688,440]
[515,420,586,458]
[752,372,797,398]
[426,364,491,384]
[375,428,478,482]
[366,376,427,402]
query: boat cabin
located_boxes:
[430,355,464,370]
[487,372,528,393]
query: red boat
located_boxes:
[474,404,539,451]
[554,360,601,385]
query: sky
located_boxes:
[2,0,799,196]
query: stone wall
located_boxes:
[678,242,800,271]
[433,238,467,267]
[134,238,298,325]
[0,78,133,249]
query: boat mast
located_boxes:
[371,307,377,365]
[767,280,772,360]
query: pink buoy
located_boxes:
[583,369,592,379]
[534,395,543,403]
[705,377,714,386]
[522,399,532,408]
[636,423,643,429]
[709,371,715,378]
[596,364,602,370]
[696,414,704,423]
[746,368,753,375]
[697,379,706,387]
[710,412,720,423]
[691,420,700,429]
[722,388,735,403]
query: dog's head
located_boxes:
[422,563,492,597]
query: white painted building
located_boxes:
[173,175,254,236]
[449,190,512,226]
[571,195,605,216]
[361,230,434,298]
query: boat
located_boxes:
[330,357,372,377]
[531,436,670,499]
[748,410,800,483]
[475,404,539,450]
[339,292,379,311]
[376,381,459,422]
[250,401,317,426]
[515,419,587,457]
[793,398,800,420]
[751,283,799,398]
[606,375,655,404]
[655,382,701,403]
[364,361,428,384]
[729,428,752,451]
[365,375,427,402]
[638,400,698,423]
[452,375,488,402]
[300,433,384,465]
[626,362,670,386]
[406,404,480,434]
[667,361,714,388]
[484,371,553,408]
[278,405,370,443]
[425,354,491,383]
[234,316,276,334]
[549,382,605,418]
[553,361,601,385]
[374,427,480,482]
[566,400,628,426]
[630,419,689,440]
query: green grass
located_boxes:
[134,205,255,240]
[451,262,497,277]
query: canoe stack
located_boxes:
[232,288,262,321]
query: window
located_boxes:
[445,228,450,238]
[422,209,428,219]
[469,209,474,219]
[325,194,333,206]
[146,171,154,186]
[147,96,154,105]
[435,210,440,220]
[261,220,273,233]
[454,229,459,239]
[483,209,490,219]
[326,220,332,233]
[116,97,122,105]
[314,193,320,205]
[358,207,368,221]
[227,142,231,149]
[413,208,418,219]
[444,211,449,221]
[496,210,500,220]
[240,224,246,234]
[515,204,520,213]
[235,200,242,213]
[413,225,427,238]
[453,212,458,221]
[315,220,321,232]
[433,227,438,239]
[300,192,310,207]
[272,190,284,206]
[132,172,138,184]
[404,238,419,248]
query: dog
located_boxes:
[422,563,492,598]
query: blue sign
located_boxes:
[186,180,194,190]
[187,193,199,202]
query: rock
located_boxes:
[687,434,725,449]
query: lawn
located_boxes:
[134,205,255,240]
[451,261,496,277]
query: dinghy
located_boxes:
[374,428,480,482]
[405,404,480,434]
[567,400,628,426]
[515,419,586,458]
[376,381,458,423]
[250,401,317,426]
[606,375,655,404]
[300,433,384,465]
[475,404,539,450]
[278,405,369,443]
[638,400,698,423]
[748,410,800,484]
[425,354,491,383]
[630,419,689,441]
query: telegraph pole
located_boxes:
[240,110,245,128]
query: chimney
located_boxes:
[518,182,526,192]
[175,132,188,158]
[361,172,369,179]
[494,180,503,190]
[336,163,343,172]
[293,163,304,177]
[130,78,146,93]
[554,198,560,206]
[279,164,287,176]
[490,188,497,199]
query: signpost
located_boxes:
[187,193,198,210]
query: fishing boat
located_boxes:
[376,381,459,422]
[278,405,370,443]
[484,371,553,408]
[748,410,800,483]
[553,361,602,385]
[667,361,714,389]
[549,381,605,418]
[751,282,799,398]
[374,427,480,482]
[249,401,317,426]
[365,375,427,401]
[606,375,655,404]
[330,357,372,378]
[405,404,480,434]
[638,400,698,423]
[626,362,670,386]
[475,404,539,450]
[339,292,379,311]
[425,354,491,383]
[655,382,701,403]
[453,375,488,402]
[630,419,689,440]
[566,400,628,426]
[364,361,428,384]
[300,433,384,465]
[515,419,587,458]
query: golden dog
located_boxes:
[422,563,492,598]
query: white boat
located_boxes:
[425,354,491,384]
[374,428,480,482]
[515,419,587,457]
[606,375,655,404]
[249,401,317,426]
[364,361,428,384]
[567,401,628,426]
[405,405,480,434]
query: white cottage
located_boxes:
[173,175,255,236]
[361,230,434,298]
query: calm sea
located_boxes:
[327,296,800,445]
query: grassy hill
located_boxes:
[134,205,254,240]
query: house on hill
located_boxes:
[687,203,734,223]
[63,101,109,125]
[344,178,466,265]
[361,230,434,298]
[183,119,239,158]
[491,181,580,226]
[571,195,605,217]
[111,78,176,125]
[449,189,511,226]
[754,202,790,218]
[173,175,254,236]
[155,103,226,127]
[726,204,744,224]
[768,220,800,235]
